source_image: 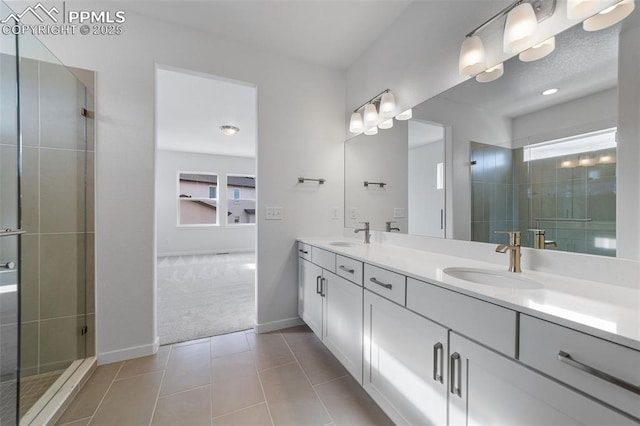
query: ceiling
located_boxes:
[156,67,257,157]
[107,0,413,70]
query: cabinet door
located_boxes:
[323,270,363,384]
[363,290,448,425]
[299,258,323,337]
[449,333,637,426]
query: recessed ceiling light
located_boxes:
[220,125,240,136]
[542,88,558,96]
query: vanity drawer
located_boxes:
[406,278,517,357]
[311,247,335,272]
[364,264,406,305]
[297,242,311,261]
[336,255,363,286]
[519,315,640,418]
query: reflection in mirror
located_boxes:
[344,10,640,260]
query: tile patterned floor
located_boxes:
[19,371,64,417]
[56,325,392,426]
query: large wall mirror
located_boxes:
[345,10,640,260]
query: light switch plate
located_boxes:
[350,208,357,219]
[266,207,283,220]
[331,207,340,220]
[393,208,406,219]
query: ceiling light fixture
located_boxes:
[476,63,504,83]
[503,2,538,53]
[395,109,413,121]
[220,125,240,136]
[566,0,600,20]
[519,36,555,61]
[541,88,558,96]
[349,89,401,135]
[583,0,635,31]
[459,35,487,76]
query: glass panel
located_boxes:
[227,175,256,225]
[0,3,19,421]
[178,173,218,225]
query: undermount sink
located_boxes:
[329,241,359,247]
[443,267,543,289]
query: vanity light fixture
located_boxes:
[519,36,555,61]
[349,89,401,135]
[220,125,239,136]
[541,88,558,96]
[395,108,413,121]
[476,63,504,82]
[583,0,635,31]
[459,35,487,76]
[566,0,601,20]
[503,2,538,53]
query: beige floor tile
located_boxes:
[211,403,272,426]
[55,362,123,425]
[160,341,211,396]
[292,344,348,386]
[259,362,331,426]
[57,417,91,426]
[151,385,211,426]
[246,332,295,371]
[211,351,264,417]
[90,371,163,426]
[280,325,317,351]
[116,346,170,381]
[211,331,249,359]
[315,376,393,426]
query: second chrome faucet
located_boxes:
[354,221,371,244]
[495,231,522,272]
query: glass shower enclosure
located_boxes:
[0,1,95,423]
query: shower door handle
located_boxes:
[0,229,25,237]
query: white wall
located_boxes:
[156,150,255,256]
[408,137,445,237]
[345,122,408,233]
[23,3,345,363]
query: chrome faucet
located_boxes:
[386,221,400,232]
[354,222,371,244]
[529,229,557,249]
[495,231,522,273]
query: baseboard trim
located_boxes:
[157,248,255,257]
[97,337,160,365]
[255,317,304,334]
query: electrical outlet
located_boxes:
[266,207,283,220]
[393,208,406,219]
[331,207,340,220]
[350,208,357,219]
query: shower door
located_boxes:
[0,7,20,424]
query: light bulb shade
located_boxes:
[519,36,555,62]
[349,112,364,133]
[459,35,487,76]
[379,119,394,130]
[475,63,504,83]
[395,108,413,121]
[379,92,397,118]
[363,103,378,128]
[220,125,240,135]
[583,0,635,31]
[567,0,600,20]
[503,2,538,54]
[364,126,378,136]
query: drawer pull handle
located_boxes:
[339,265,355,274]
[320,277,326,297]
[558,351,640,395]
[369,277,392,290]
[316,275,322,295]
[450,352,462,397]
[433,342,443,383]
[299,249,309,254]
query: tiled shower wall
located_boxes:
[19,58,95,378]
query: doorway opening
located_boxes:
[155,66,257,345]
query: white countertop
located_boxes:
[299,237,640,351]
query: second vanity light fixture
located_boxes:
[459,0,635,83]
[349,89,413,135]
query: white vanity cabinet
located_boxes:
[363,290,448,425]
[298,247,363,383]
[449,332,636,426]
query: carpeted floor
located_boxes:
[157,252,256,345]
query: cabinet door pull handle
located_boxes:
[369,277,392,289]
[299,249,309,254]
[450,352,462,397]
[316,275,322,295]
[558,351,640,395]
[339,265,355,274]
[433,342,443,383]
[320,277,326,297]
